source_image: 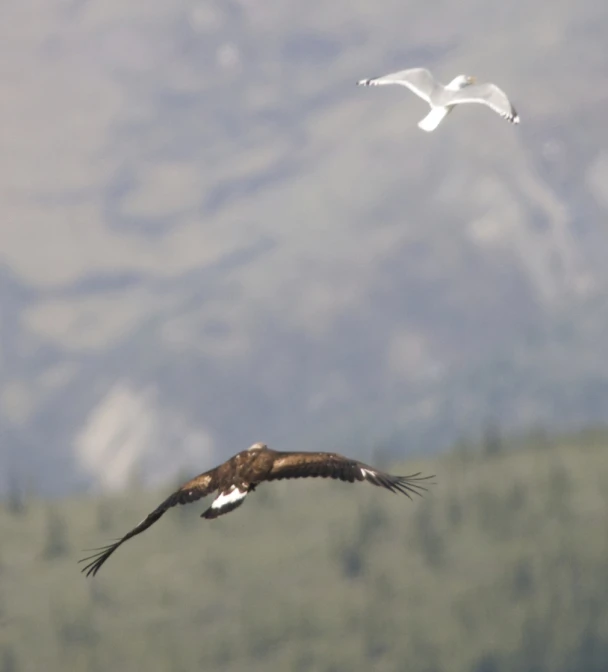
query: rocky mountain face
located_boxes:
[1,0,607,495]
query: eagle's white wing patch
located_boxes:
[211,486,247,510]
[360,468,375,479]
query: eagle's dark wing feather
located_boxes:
[266,451,434,499]
[79,471,217,577]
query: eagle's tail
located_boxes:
[201,487,248,519]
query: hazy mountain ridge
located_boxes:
[1,0,607,494]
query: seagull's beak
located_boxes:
[468,76,477,84]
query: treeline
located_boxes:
[1,427,607,672]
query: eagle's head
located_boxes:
[248,442,267,451]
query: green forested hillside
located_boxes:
[2,429,607,671]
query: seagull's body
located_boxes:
[357,67,519,131]
[79,442,434,577]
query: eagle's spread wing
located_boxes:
[266,451,433,499]
[357,68,437,103]
[446,83,519,123]
[79,471,217,577]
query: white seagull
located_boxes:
[357,67,519,132]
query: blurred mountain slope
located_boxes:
[1,0,607,494]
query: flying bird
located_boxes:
[357,67,519,131]
[79,442,434,577]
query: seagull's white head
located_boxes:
[448,74,476,90]
[248,442,267,451]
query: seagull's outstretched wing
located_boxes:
[266,451,434,499]
[357,68,437,103]
[446,82,519,123]
[79,470,218,577]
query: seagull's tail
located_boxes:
[417,107,449,132]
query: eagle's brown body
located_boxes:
[80,443,433,577]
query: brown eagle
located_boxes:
[79,442,434,577]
